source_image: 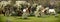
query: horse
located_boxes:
[45,7,57,16]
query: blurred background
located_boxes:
[0,0,60,22]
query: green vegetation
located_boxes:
[0,14,60,22]
[0,15,7,22]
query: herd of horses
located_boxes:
[0,1,58,18]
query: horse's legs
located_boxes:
[54,11,58,17]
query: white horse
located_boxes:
[44,7,57,16]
